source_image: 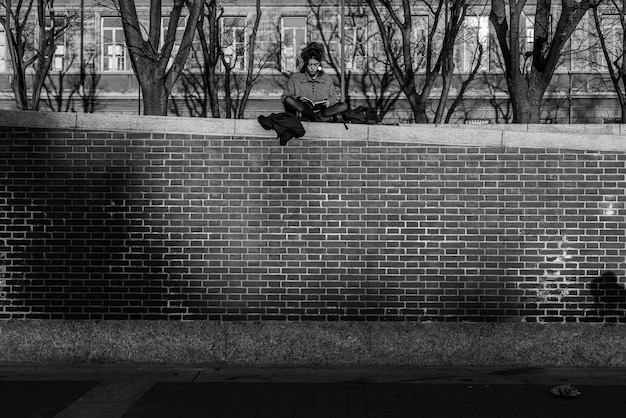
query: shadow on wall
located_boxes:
[0,132,172,319]
[590,272,626,319]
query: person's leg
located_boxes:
[284,96,319,121]
[321,102,348,118]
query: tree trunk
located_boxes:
[510,96,533,124]
[237,0,262,120]
[409,93,428,123]
[445,43,483,123]
[201,0,221,118]
[119,0,203,117]
[434,58,454,124]
[10,71,30,110]
[222,56,233,119]
[141,81,169,116]
[509,72,547,123]
[206,66,221,118]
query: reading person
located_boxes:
[282,42,348,121]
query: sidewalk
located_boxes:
[0,364,625,417]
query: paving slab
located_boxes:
[0,364,624,417]
[123,381,625,418]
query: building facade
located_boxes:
[0,0,622,123]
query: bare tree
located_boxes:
[366,0,471,123]
[0,0,72,110]
[592,1,626,122]
[117,0,203,116]
[175,0,222,118]
[221,1,276,119]
[307,0,400,122]
[43,52,100,113]
[183,0,276,119]
[234,0,262,119]
[435,9,486,123]
[442,42,484,123]
[186,0,223,117]
[489,0,602,123]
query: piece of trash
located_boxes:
[550,384,581,398]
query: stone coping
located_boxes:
[0,109,624,152]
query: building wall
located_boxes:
[1,119,625,322]
[0,1,623,122]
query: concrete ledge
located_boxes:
[368,124,503,147]
[0,321,624,366]
[1,110,625,152]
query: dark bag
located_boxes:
[344,106,380,124]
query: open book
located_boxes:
[298,97,328,111]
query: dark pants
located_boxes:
[283,96,348,121]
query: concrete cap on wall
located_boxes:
[1,109,625,152]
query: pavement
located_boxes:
[0,364,625,418]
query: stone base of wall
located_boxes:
[0,320,624,367]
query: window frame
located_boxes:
[100,16,131,73]
[281,16,307,73]
[221,15,247,72]
[45,15,68,72]
[455,15,490,73]
[344,14,369,73]
[0,25,6,73]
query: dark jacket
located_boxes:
[258,112,306,146]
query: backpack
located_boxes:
[344,106,380,124]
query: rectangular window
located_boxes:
[411,15,428,72]
[312,11,338,68]
[456,16,489,73]
[369,21,389,72]
[370,15,424,72]
[45,16,68,72]
[345,15,368,72]
[101,17,130,72]
[523,14,534,55]
[222,16,246,71]
[0,26,6,72]
[281,16,306,72]
[596,14,622,70]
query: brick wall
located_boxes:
[1,126,625,322]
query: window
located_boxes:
[312,11,338,68]
[369,22,390,72]
[45,16,68,72]
[522,14,534,57]
[101,17,130,72]
[411,15,428,71]
[595,14,622,70]
[345,15,368,72]
[222,16,246,71]
[0,26,6,72]
[456,16,489,73]
[370,15,428,73]
[281,16,306,72]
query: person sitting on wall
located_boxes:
[281,42,348,122]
